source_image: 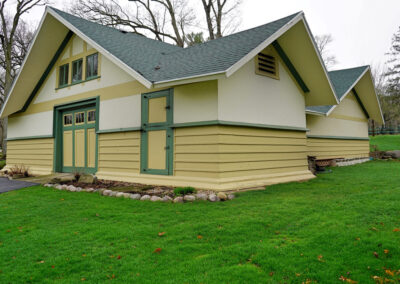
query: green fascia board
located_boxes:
[352,88,370,119]
[19,31,74,113]
[7,135,54,141]
[97,127,141,134]
[172,120,308,132]
[307,134,370,141]
[272,40,310,93]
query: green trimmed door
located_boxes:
[61,107,97,174]
[140,89,173,175]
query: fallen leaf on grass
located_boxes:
[373,252,379,258]
[197,235,203,239]
[269,272,274,276]
[295,273,301,277]
[158,232,166,237]
[153,248,162,253]
[317,255,325,262]
[339,276,357,283]
[51,265,55,269]
[393,228,400,232]
[117,255,121,260]
[82,254,86,257]
[38,260,45,263]
[385,269,395,277]
[384,249,389,254]
[81,278,86,281]
[370,227,379,232]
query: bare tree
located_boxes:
[201,0,241,40]
[315,34,338,69]
[0,0,48,154]
[69,0,242,46]
[69,0,195,47]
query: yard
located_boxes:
[370,134,400,151]
[1,160,400,283]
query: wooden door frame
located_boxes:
[140,89,174,175]
[53,97,99,173]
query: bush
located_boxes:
[174,186,196,196]
[9,164,30,177]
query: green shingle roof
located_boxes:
[306,65,369,114]
[51,7,300,83]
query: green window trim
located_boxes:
[72,58,83,83]
[86,53,99,80]
[58,63,69,87]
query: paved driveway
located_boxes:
[0,177,38,193]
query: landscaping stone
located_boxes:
[184,195,196,202]
[102,189,111,196]
[67,185,76,191]
[78,174,97,184]
[196,193,208,200]
[116,192,124,198]
[110,191,118,197]
[386,150,400,159]
[150,196,162,202]
[130,193,141,200]
[162,196,172,202]
[55,184,63,190]
[140,195,151,201]
[61,184,68,190]
[227,194,235,200]
[173,196,184,203]
[85,188,94,192]
[123,193,131,198]
[217,192,227,201]
[76,187,83,192]
[208,193,219,202]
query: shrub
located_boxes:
[9,164,30,177]
[174,186,196,196]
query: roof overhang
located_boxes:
[1,7,153,118]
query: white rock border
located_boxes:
[43,183,235,203]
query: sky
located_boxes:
[18,0,400,71]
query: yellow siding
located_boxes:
[174,125,310,179]
[6,138,54,175]
[97,131,140,173]
[307,138,370,159]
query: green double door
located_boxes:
[61,107,97,173]
[140,89,173,175]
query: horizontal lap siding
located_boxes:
[307,138,370,159]
[98,132,140,173]
[6,138,54,174]
[174,125,309,178]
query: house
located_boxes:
[1,7,366,191]
[306,66,383,160]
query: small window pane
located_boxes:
[86,53,98,79]
[72,59,83,83]
[87,110,96,123]
[63,114,72,126]
[59,64,69,86]
[75,112,85,124]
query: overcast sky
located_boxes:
[20,0,400,71]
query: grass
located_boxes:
[370,134,400,151]
[1,161,400,283]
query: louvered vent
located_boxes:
[256,52,279,79]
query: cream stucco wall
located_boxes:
[174,80,218,124]
[307,93,369,138]
[218,58,306,128]
[8,111,53,139]
[99,95,141,130]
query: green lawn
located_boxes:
[1,161,400,283]
[370,134,400,151]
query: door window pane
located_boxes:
[87,110,96,123]
[75,112,85,124]
[63,114,72,126]
[59,64,69,87]
[72,59,83,83]
[86,53,98,79]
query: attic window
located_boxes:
[256,52,279,80]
